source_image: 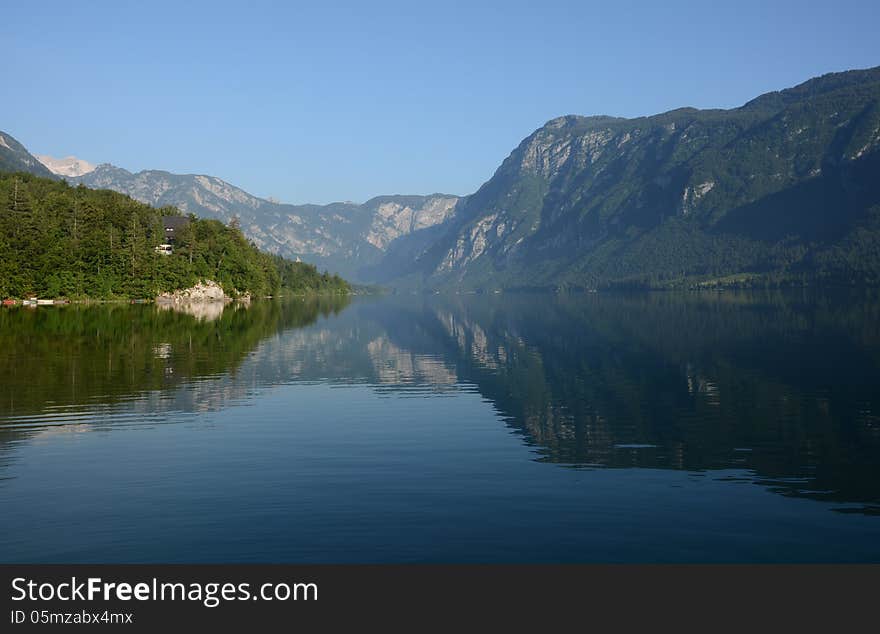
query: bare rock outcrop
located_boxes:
[156,280,228,304]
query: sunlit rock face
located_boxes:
[156,280,228,306]
[365,197,459,250]
[35,154,96,177]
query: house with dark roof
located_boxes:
[162,216,190,244]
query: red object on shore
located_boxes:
[2,299,17,306]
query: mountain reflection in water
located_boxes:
[1,291,879,562]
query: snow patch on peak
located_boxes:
[36,155,97,177]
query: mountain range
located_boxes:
[1,133,460,282]
[57,163,459,282]
[4,65,880,288]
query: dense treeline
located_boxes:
[563,204,880,291]
[269,253,351,295]
[0,173,350,299]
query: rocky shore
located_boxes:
[156,280,229,304]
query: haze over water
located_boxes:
[1,291,879,562]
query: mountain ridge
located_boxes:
[0,132,56,179]
[392,65,880,289]
[5,64,880,289]
[60,162,459,281]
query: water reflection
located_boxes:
[156,299,230,321]
[0,296,350,422]
[405,292,880,513]
[1,290,880,515]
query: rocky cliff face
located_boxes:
[66,165,458,281]
[403,66,880,289]
[364,196,458,250]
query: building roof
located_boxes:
[162,216,190,230]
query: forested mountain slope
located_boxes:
[395,66,880,289]
[0,173,349,299]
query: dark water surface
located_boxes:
[1,291,879,562]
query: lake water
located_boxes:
[1,291,879,563]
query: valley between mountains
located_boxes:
[4,65,880,290]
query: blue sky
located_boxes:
[2,0,878,204]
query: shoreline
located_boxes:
[0,291,356,306]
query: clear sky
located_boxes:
[2,0,878,204]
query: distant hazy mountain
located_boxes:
[398,66,880,289]
[0,131,56,178]
[12,143,459,280]
[64,164,458,281]
[35,154,96,177]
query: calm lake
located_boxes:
[1,291,879,563]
